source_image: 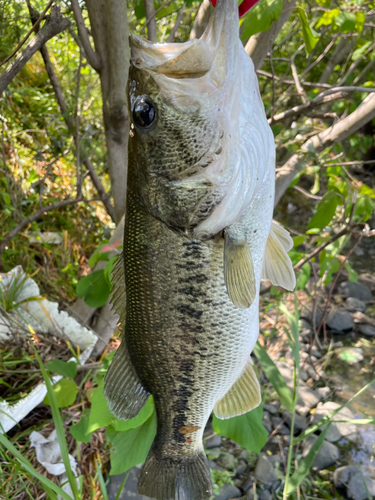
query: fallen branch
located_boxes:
[0,6,70,94]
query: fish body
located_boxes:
[104,1,295,499]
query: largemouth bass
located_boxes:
[104,1,295,499]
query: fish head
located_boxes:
[127,0,275,238]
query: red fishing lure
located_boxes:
[209,0,259,18]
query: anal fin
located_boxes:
[104,339,149,420]
[224,230,256,309]
[214,360,261,419]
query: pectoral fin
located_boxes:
[104,339,149,420]
[214,360,261,419]
[224,231,256,309]
[262,221,296,291]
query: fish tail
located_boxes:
[138,446,212,500]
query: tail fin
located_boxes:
[138,447,212,500]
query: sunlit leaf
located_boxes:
[76,270,111,308]
[307,191,340,229]
[241,0,283,39]
[297,7,320,54]
[46,359,77,379]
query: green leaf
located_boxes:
[296,263,311,291]
[354,195,373,221]
[212,405,268,453]
[355,11,366,33]
[46,359,77,379]
[315,8,340,28]
[241,0,283,39]
[292,236,305,248]
[70,409,92,443]
[76,270,111,308]
[344,262,358,282]
[352,41,371,61]
[307,191,340,229]
[43,378,78,408]
[253,342,293,411]
[286,424,332,494]
[297,7,320,54]
[112,397,154,431]
[103,256,117,288]
[108,411,157,475]
[88,250,111,268]
[334,11,357,32]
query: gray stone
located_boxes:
[258,490,272,500]
[268,454,283,467]
[264,402,280,415]
[205,432,223,449]
[300,370,309,382]
[271,416,290,435]
[311,348,322,359]
[214,484,242,500]
[345,297,367,313]
[338,281,373,302]
[325,308,354,333]
[358,323,375,337]
[236,460,247,476]
[333,465,358,488]
[238,449,249,461]
[107,467,149,500]
[262,411,273,433]
[254,455,278,488]
[302,435,339,470]
[316,386,331,399]
[312,402,357,442]
[208,460,224,471]
[282,411,307,432]
[218,453,236,471]
[276,362,322,416]
[347,472,375,500]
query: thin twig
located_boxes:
[291,46,307,104]
[166,3,186,42]
[0,0,55,67]
[70,0,101,71]
[140,0,175,34]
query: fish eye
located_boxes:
[132,96,156,129]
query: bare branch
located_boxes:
[140,0,174,35]
[291,46,307,104]
[245,0,297,70]
[70,0,101,71]
[0,6,70,94]
[190,0,212,40]
[275,93,375,206]
[167,3,186,42]
[0,0,55,67]
[144,0,157,42]
[319,36,354,84]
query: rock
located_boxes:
[358,324,375,337]
[316,386,331,399]
[218,453,236,471]
[214,484,242,500]
[268,454,283,468]
[311,348,322,359]
[300,370,309,382]
[276,362,322,416]
[271,416,290,435]
[238,449,249,461]
[258,490,272,500]
[236,460,247,476]
[282,411,307,432]
[325,308,354,334]
[302,435,339,470]
[333,465,358,488]
[264,402,280,415]
[107,467,149,500]
[338,281,373,302]
[208,460,224,471]
[311,402,357,442]
[254,455,278,488]
[262,411,272,433]
[345,297,367,313]
[205,432,222,449]
[347,472,375,500]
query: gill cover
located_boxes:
[129,0,275,239]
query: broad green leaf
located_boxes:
[286,424,332,494]
[76,270,111,308]
[296,263,311,291]
[354,195,373,221]
[344,262,358,282]
[253,342,293,412]
[46,359,77,379]
[297,7,320,54]
[359,184,375,199]
[355,11,366,33]
[292,236,305,248]
[70,409,92,443]
[307,191,340,229]
[104,256,117,288]
[88,250,111,268]
[43,378,78,408]
[241,0,283,39]
[212,405,268,453]
[108,411,157,475]
[315,8,340,28]
[334,11,357,32]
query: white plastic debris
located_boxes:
[0,266,97,433]
[30,429,79,498]
[26,232,63,245]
